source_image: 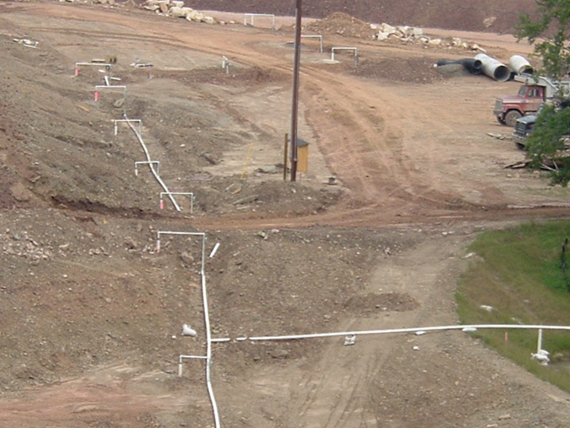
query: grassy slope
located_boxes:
[457,221,570,392]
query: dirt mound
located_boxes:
[306,11,376,39]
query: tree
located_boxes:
[525,104,570,186]
[517,0,570,79]
[516,1,570,186]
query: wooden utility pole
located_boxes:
[290,0,302,182]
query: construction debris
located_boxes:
[130,59,153,68]
[142,0,217,24]
[373,23,485,51]
[307,13,486,52]
[13,38,38,48]
[91,56,117,64]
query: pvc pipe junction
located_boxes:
[159,232,219,428]
[135,161,160,176]
[178,354,208,377]
[301,34,323,53]
[122,114,181,211]
[104,75,121,86]
[115,119,142,136]
[160,191,195,213]
[331,47,358,66]
[243,13,276,30]
[221,56,230,74]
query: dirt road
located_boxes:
[2,2,570,427]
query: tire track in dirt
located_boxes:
[274,236,464,427]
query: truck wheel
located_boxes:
[505,110,522,127]
[497,117,506,125]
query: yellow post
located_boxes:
[297,140,309,173]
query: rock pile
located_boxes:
[372,22,485,52]
[308,13,485,52]
[142,0,218,24]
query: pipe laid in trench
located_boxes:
[435,58,482,75]
[474,53,511,82]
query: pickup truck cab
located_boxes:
[494,85,545,127]
[494,75,570,127]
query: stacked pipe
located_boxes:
[436,54,534,82]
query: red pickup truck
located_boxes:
[494,84,545,127]
[494,75,570,127]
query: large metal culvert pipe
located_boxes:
[474,53,511,81]
[509,55,534,75]
[435,58,482,75]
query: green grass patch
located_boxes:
[457,221,570,392]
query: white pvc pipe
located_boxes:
[114,119,141,136]
[160,231,219,427]
[76,62,113,68]
[537,328,543,353]
[178,354,208,377]
[202,274,221,428]
[331,47,358,65]
[221,56,230,74]
[160,192,194,213]
[123,115,181,211]
[162,231,221,428]
[301,34,323,53]
[246,324,570,342]
[209,242,220,259]
[135,161,160,176]
[243,13,275,30]
[95,85,126,90]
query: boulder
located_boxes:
[380,23,396,35]
[187,10,204,21]
[169,6,189,18]
[411,27,423,38]
[157,1,169,14]
[376,32,390,41]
